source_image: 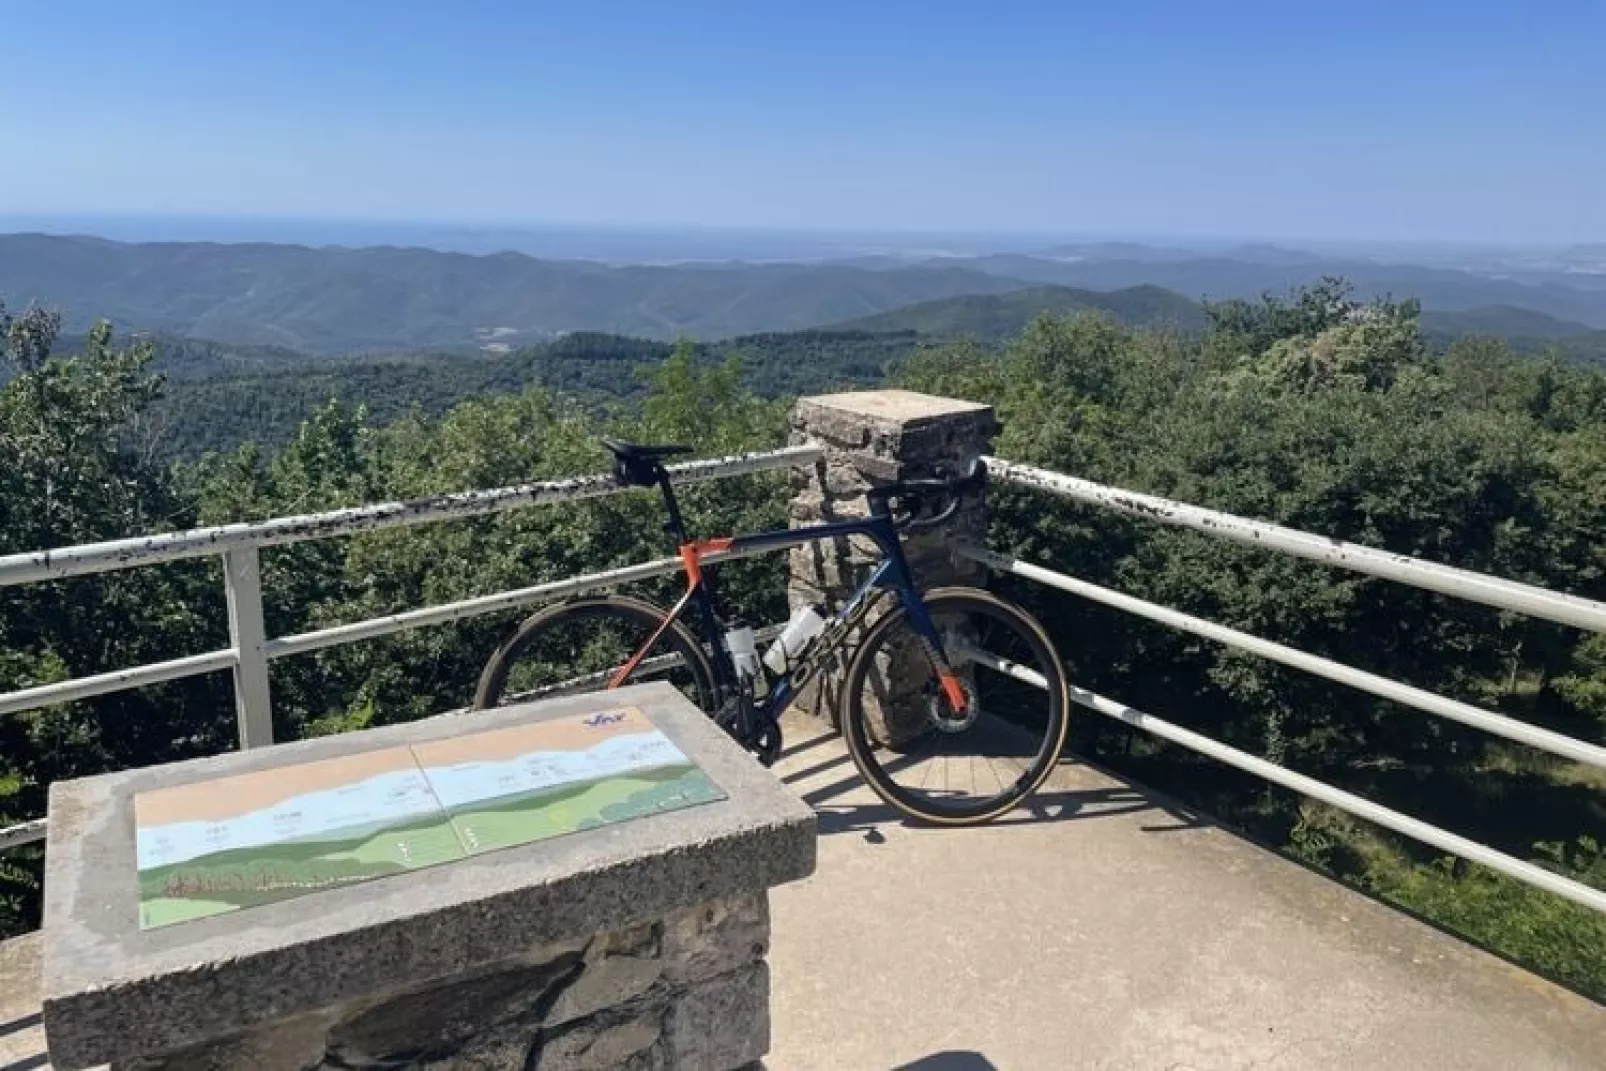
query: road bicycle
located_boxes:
[474,439,1070,825]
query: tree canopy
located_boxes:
[2,284,1604,999]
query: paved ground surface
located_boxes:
[4,717,1604,1071]
[763,717,1606,1071]
[0,933,45,1071]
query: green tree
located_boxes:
[0,305,232,933]
[899,287,1606,997]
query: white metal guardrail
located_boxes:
[0,818,47,852]
[971,456,1606,916]
[4,443,1604,920]
[983,457,1606,633]
[0,445,821,849]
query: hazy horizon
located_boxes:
[3,213,1595,268]
[4,2,1604,245]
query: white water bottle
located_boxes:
[763,605,827,676]
[724,625,761,681]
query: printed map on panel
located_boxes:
[135,707,722,929]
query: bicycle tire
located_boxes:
[840,586,1070,826]
[473,595,718,712]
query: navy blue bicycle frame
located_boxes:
[617,511,959,745]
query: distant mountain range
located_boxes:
[1417,306,1600,341]
[826,286,1606,354]
[832,285,1208,340]
[0,233,1033,352]
[924,253,1606,327]
[8,232,1606,355]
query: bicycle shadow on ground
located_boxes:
[783,748,1204,842]
[776,712,1208,841]
[0,1014,41,1043]
[0,1011,47,1071]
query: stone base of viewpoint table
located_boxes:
[39,683,816,1071]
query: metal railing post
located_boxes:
[223,548,274,748]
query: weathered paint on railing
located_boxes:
[0,445,821,851]
[957,459,1606,917]
[957,643,1606,917]
[0,649,237,718]
[7,439,1605,931]
[0,819,47,851]
[223,547,274,749]
[986,456,1606,634]
[0,445,821,587]
[962,546,1606,771]
[265,545,775,660]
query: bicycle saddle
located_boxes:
[600,438,693,486]
[600,439,693,462]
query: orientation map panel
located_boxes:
[134,707,724,930]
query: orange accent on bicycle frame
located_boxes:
[678,537,734,587]
[606,537,735,688]
[937,669,970,713]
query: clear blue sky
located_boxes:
[3,1,1603,243]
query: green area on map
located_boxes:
[447,764,726,854]
[135,709,724,930]
[137,812,468,929]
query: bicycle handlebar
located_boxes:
[866,458,988,532]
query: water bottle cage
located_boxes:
[783,632,820,672]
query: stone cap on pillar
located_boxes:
[39,684,816,1070]
[793,389,996,447]
[791,390,999,482]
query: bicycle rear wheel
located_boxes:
[840,586,1069,825]
[473,595,717,711]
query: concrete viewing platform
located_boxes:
[4,712,1604,1070]
[762,717,1606,1071]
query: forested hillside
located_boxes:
[902,283,1606,996]
[831,284,1606,365]
[0,233,1035,350]
[827,284,1208,339]
[116,291,1606,461]
[12,232,1606,356]
[141,330,920,457]
[949,251,1606,327]
[2,285,1604,1000]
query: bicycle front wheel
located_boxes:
[473,595,717,711]
[841,586,1069,825]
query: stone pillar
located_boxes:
[786,390,998,736]
[40,685,815,1071]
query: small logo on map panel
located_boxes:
[582,711,628,728]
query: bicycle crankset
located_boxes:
[714,695,783,767]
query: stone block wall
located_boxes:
[121,893,771,1071]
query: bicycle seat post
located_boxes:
[656,468,690,547]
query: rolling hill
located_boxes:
[826,280,1606,366]
[935,253,1606,328]
[144,329,927,458]
[831,285,1208,340]
[0,233,1037,352]
[1416,306,1597,340]
[12,233,1606,359]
